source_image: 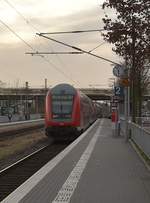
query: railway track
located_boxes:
[0,142,69,201]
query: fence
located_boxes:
[130,122,150,158]
[0,113,42,123]
[120,118,150,159]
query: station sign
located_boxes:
[114,86,124,97]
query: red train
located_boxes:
[45,83,99,140]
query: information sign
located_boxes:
[114,86,124,97]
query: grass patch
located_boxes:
[0,132,46,160]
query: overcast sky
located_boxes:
[0,0,120,88]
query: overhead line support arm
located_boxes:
[36,33,121,66]
[39,29,105,35]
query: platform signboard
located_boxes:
[114,86,124,97]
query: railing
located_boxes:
[130,122,150,158]
[120,117,150,159]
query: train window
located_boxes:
[52,100,73,114]
[51,95,74,119]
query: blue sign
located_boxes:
[114,86,124,97]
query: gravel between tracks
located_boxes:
[0,129,50,171]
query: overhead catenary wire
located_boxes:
[3,0,81,86]
[2,0,113,86]
[3,0,56,51]
[26,51,83,55]
[3,0,41,32]
[43,57,80,86]
[26,42,106,55]
[0,18,80,87]
[2,1,107,58]
[0,18,34,51]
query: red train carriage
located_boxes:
[45,83,98,140]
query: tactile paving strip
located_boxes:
[52,124,102,203]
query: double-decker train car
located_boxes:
[45,83,98,141]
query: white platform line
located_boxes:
[52,123,102,203]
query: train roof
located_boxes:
[50,83,77,95]
[48,84,92,102]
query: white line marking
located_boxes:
[52,124,102,203]
[1,120,100,203]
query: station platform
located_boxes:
[2,119,150,203]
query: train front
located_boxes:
[45,84,80,140]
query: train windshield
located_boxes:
[52,95,74,120]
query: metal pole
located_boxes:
[128,66,131,138]
[45,78,47,89]
[25,82,29,120]
[125,86,128,142]
[128,84,130,138]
